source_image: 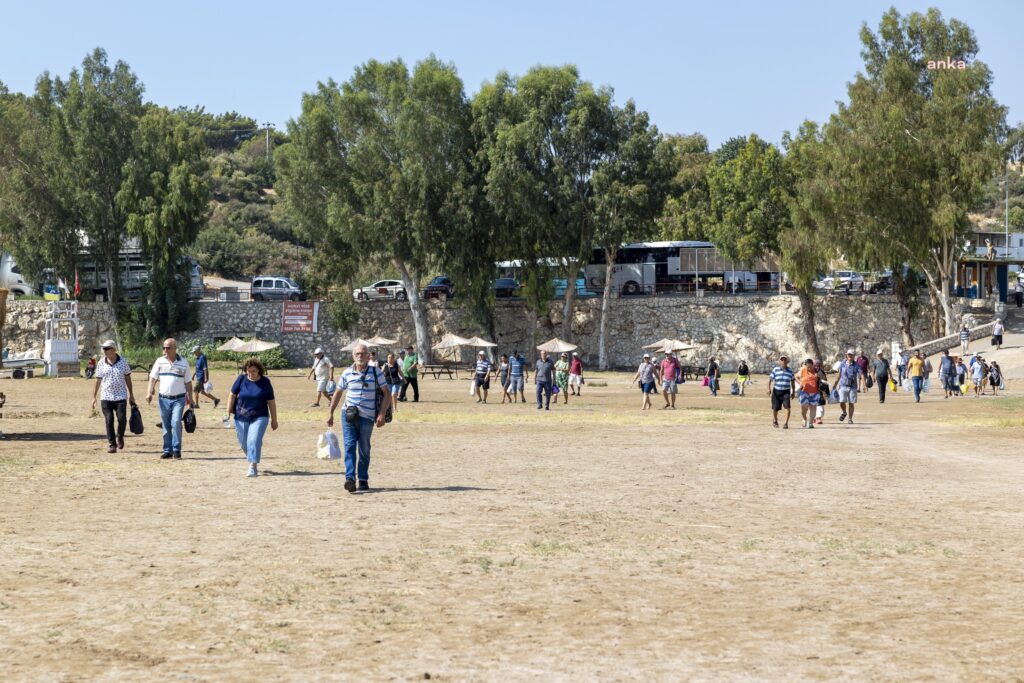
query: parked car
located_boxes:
[251,276,306,301]
[814,270,865,293]
[353,279,406,301]
[868,275,894,294]
[423,276,455,299]
[493,277,520,298]
[553,277,597,297]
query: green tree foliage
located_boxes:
[706,134,790,265]
[118,106,210,338]
[592,102,672,367]
[823,8,1006,334]
[475,65,616,340]
[657,133,712,241]
[277,56,474,361]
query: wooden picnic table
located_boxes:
[421,363,458,380]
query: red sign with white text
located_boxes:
[281,301,319,333]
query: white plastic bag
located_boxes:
[203,381,214,393]
[469,380,476,396]
[316,430,341,460]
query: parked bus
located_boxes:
[585,241,780,296]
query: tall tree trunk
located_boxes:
[796,287,822,360]
[395,258,430,364]
[892,270,916,347]
[598,252,616,370]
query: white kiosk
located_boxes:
[43,301,81,377]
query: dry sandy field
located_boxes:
[1,367,1023,681]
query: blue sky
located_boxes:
[3,1,1021,148]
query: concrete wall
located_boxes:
[3,301,116,357]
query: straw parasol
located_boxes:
[365,335,398,346]
[216,337,245,352]
[536,337,578,353]
[431,333,472,350]
[233,338,281,354]
[465,336,497,348]
[340,337,373,352]
[642,338,676,351]
[656,339,696,354]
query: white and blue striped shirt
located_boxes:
[339,364,387,420]
[475,358,492,377]
[768,366,794,392]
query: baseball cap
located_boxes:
[191,345,201,353]
[643,353,651,358]
[100,339,116,350]
[846,349,855,355]
[313,347,323,355]
[478,350,486,355]
[572,351,579,356]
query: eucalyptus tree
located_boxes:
[656,133,713,241]
[592,102,672,369]
[823,8,1006,334]
[277,56,474,361]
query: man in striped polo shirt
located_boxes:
[766,355,795,429]
[508,350,529,403]
[473,350,492,403]
[327,343,392,493]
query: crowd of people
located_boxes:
[87,315,1011,487]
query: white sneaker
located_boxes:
[247,463,257,477]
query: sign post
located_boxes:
[282,301,319,333]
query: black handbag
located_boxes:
[182,408,197,433]
[129,405,144,434]
[866,374,874,389]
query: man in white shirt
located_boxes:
[307,347,334,407]
[147,338,193,459]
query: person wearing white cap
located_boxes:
[836,349,863,422]
[632,353,658,410]
[473,350,492,403]
[307,347,334,407]
[568,351,584,396]
[191,345,220,409]
[91,339,136,453]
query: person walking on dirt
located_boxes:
[473,350,492,403]
[307,348,334,407]
[705,357,721,397]
[633,353,658,411]
[872,351,891,404]
[399,346,419,403]
[326,343,391,493]
[227,357,278,477]
[971,354,986,397]
[554,353,571,405]
[955,356,968,396]
[660,351,680,409]
[796,358,823,429]
[147,338,193,459]
[736,360,750,396]
[92,339,136,454]
[568,352,584,396]
[535,350,556,410]
[497,353,512,404]
[989,361,1003,395]
[856,350,869,392]
[767,355,795,429]
[813,359,828,425]
[959,325,971,356]
[191,346,220,409]
[938,349,955,399]
[508,350,529,403]
[907,349,925,403]
[837,349,862,423]
[1015,280,1023,309]
[380,352,404,413]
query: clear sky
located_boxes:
[2,1,1021,148]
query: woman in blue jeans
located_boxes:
[226,357,278,477]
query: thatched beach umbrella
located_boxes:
[536,338,578,353]
[216,337,245,352]
[365,335,398,346]
[233,338,281,354]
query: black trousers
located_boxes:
[399,376,419,402]
[1016,291,1023,308]
[876,375,888,403]
[101,399,127,446]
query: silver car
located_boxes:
[353,279,406,301]
[251,276,306,301]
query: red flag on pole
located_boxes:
[74,271,81,298]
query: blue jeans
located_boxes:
[235,416,269,463]
[536,381,551,408]
[342,416,374,481]
[709,377,718,396]
[159,395,186,454]
[911,376,923,401]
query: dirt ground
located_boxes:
[1,366,1023,681]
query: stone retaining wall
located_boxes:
[190,295,931,373]
[3,301,116,357]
